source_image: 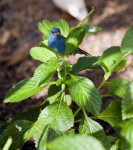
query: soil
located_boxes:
[0,0,133,149]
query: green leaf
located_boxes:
[62,129,75,136]
[65,27,85,55]
[0,101,49,137]
[48,84,62,104]
[0,101,49,149]
[69,75,101,116]
[36,102,74,132]
[58,69,65,79]
[79,115,105,138]
[30,47,57,62]
[47,128,62,143]
[0,120,33,150]
[72,56,100,73]
[81,24,101,34]
[30,102,74,149]
[110,139,119,150]
[4,78,45,103]
[34,127,64,149]
[52,22,59,28]
[58,19,69,37]
[114,59,127,71]
[34,125,50,150]
[98,100,123,131]
[42,35,49,45]
[28,101,74,147]
[97,47,125,78]
[25,124,57,150]
[69,27,75,32]
[97,61,109,72]
[107,79,128,98]
[99,136,117,150]
[47,135,106,150]
[122,80,133,120]
[40,42,63,57]
[33,62,57,86]
[121,26,133,54]
[119,119,133,150]
[38,20,53,36]
[65,94,72,106]
[13,100,49,122]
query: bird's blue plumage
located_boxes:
[48,28,65,55]
[48,28,90,56]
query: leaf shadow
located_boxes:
[119,136,130,149]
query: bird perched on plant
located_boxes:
[48,28,90,56]
[52,0,88,21]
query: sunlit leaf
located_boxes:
[119,119,133,150]
[30,47,57,62]
[82,24,101,34]
[34,62,57,86]
[65,27,85,55]
[121,26,133,54]
[122,80,133,119]
[30,102,74,149]
[97,47,124,73]
[4,78,45,103]
[59,19,69,37]
[38,20,53,36]
[47,135,106,150]
[79,115,104,137]
[98,100,123,131]
[69,75,101,116]
[107,79,128,98]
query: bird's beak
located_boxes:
[56,32,60,36]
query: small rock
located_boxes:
[0,30,11,46]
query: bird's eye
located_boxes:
[52,31,54,34]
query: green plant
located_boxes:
[1,9,133,150]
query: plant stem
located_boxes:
[61,92,65,101]
[64,58,68,81]
[40,81,56,88]
[40,99,48,107]
[82,109,87,116]
[74,108,81,118]
[61,84,66,92]
[90,116,97,119]
[100,94,112,98]
[2,137,12,150]
[77,6,95,26]
[97,79,106,91]
[82,109,97,119]
[74,119,81,123]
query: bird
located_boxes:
[48,28,65,55]
[48,28,90,56]
[52,0,88,21]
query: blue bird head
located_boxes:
[49,28,61,40]
[48,27,65,55]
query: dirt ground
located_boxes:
[0,0,133,149]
